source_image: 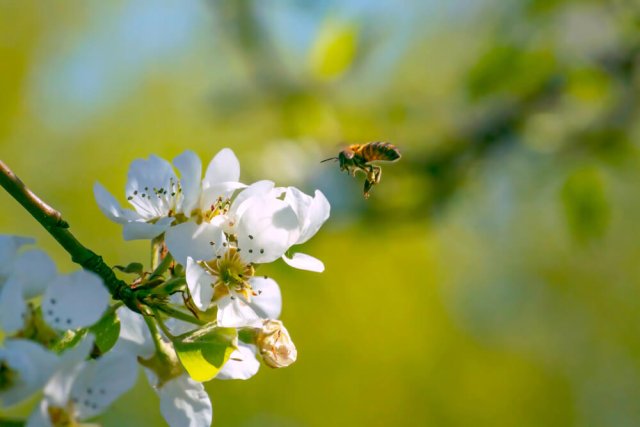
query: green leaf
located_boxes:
[561,167,610,244]
[172,325,236,382]
[113,262,145,275]
[89,309,121,354]
[309,19,358,80]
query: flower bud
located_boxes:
[256,320,297,368]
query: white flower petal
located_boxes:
[236,197,299,264]
[42,271,109,330]
[173,150,202,216]
[0,277,27,334]
[0,339,58,407]
[43,336,94,407]
[0,235,34,280]
[248,277,282,319]
[158,375,212,427]
[216,343,259,380]
[185,258,215,312]
[13,249,57,299]
[93,182,140,224]
[284,187,330,244]
[217,296,261,328]
[282,252,325,273]
[164,317,198,337]
[230,180,275,218]
[122,217,174,241]
[126,155,179,219]
[203,148,240,188]
[71,349,138,420]
[116,307,155,358]
[25,400,51,427]
[166,222,225,266]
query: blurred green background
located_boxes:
[2,0,640,426]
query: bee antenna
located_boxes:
[320,157,338,163]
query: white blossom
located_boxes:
[26,336,138,427]
[117,308,213,427]
[0,339,58,407]
[94,149,244,241]
[0,236,56,334]
[185,254,282,328]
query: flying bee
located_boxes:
[322,141,401,199]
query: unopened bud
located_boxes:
[256,320,297,368]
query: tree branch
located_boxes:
[0,160,140,312]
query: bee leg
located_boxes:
[372,166,382,184]
[363,179,373,199]
[364,165,379,184]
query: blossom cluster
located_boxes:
[0,148,330,426]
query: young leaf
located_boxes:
[172,325,236,382]
[113,262,145,275]
[89,309,121,354]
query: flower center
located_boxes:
[203,196,231,223]
[205,248,255,301]
[0,360,17,392]
[47,405,78,427]
[126,178,182,218]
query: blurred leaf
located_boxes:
[561,166,610,243]
[89,309,120,354]
[172,325,236,382]
[467,44,556,100]
[309,19,358,81]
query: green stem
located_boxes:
[149,251,173,281]
[143,314,167,350]
[0,161,139,312]
[156,304,206,326]
[151,309,175,340]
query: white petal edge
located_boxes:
[248,277,282,319]
[0,276,27,334]
[157,375,213,427]
[13,249,57,299]
[173,150,202,216]
[282,252,325,273]
[0,235,34,279]
[203,148,240,188]
[185,258,215,312]
[216,344,259,380]
[93,182,141,224]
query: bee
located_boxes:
[322,142,401,199]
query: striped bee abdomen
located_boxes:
[357,142,401,163]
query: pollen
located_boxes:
[206,247,255,301]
